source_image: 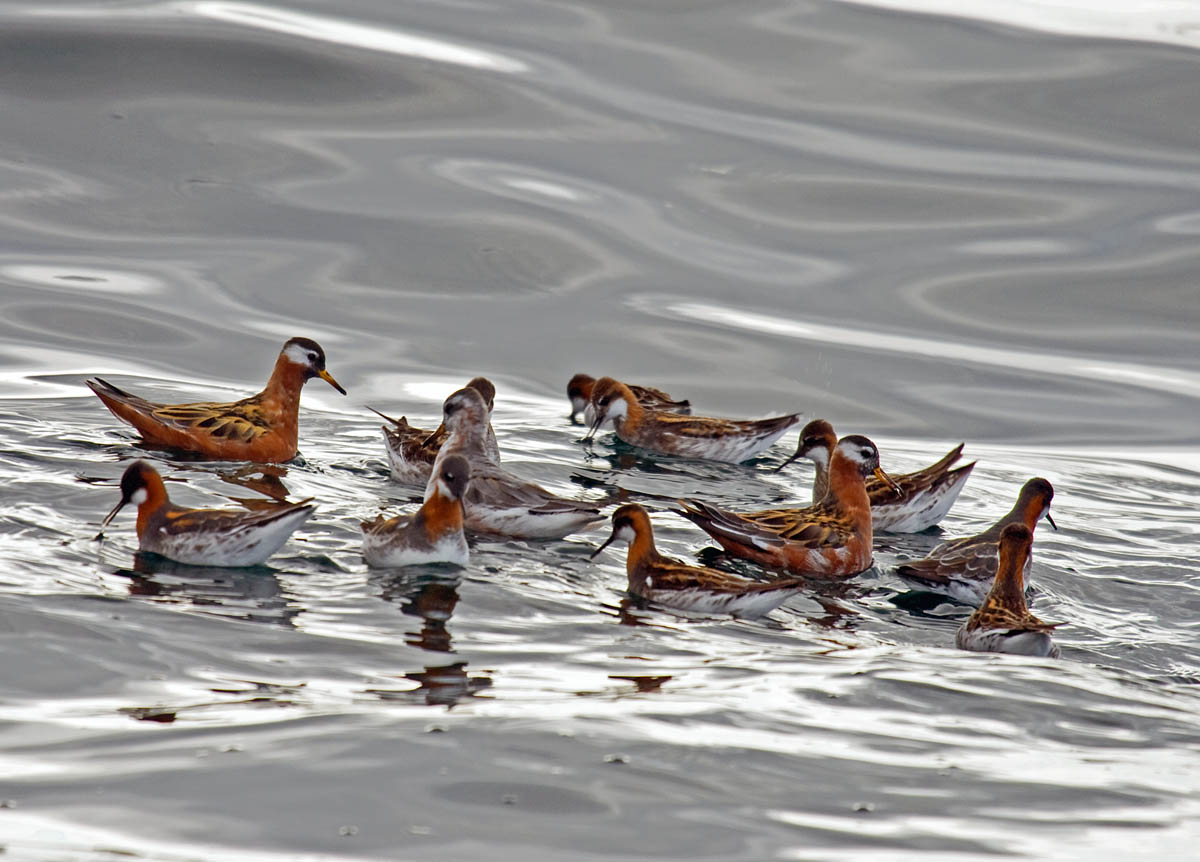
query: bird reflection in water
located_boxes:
[694,546,867,632]
[609,674,672,694]
[368,573,492,706]
[212,463,293,505]
[118,552,299,628]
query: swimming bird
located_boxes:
[567,373,690,423]
[371,376,500,484]
[678,435,897,576]
[584,377,801,463]
[428,387,603,539]
[592,504,804,618]
[776,419,975,532]
[955,523,1062,658]
[362,454,471,566]
[87,337,345,463]
[101,460,314,566]
[895,477,1056,605]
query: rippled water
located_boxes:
[2,1,1199,859]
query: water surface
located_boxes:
[1,1,1199,859]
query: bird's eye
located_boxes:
[307,352,318,363]
[860,449,872,459]
[599,397,610,406]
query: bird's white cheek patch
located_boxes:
[131,488,148,505]
[284,342,312,366]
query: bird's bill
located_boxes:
[318,369,347,395]
[101,496,128,528]
[773,449,802,473]
[1045,512,1058,531]
[366,405,398,425]
[874,466,901,495]
[590,531,619,560]
[582,411,606,443]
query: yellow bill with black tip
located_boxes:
[873,466,901,495]
[318,369,347,395]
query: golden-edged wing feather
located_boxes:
[88,377,271,444]
[368,407,442,453]
[895,529,1003,586]
[737,504,855,547]
[360,511,416,535]
[148,399,273,443]
[678,499,851,550]
[648,559,803,594]
[649,559,758,593]
[654,412,799,440]
[968,604,1060,635]
[161,500,313,536]
[629,384,691,414]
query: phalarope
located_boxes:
[678,435,897,576]
[101,460,314,566]
[362,454,471,567]
[87,337,345,463]
[592,504,803,618]
[429,387,603,539]
[776,419,974,532]
[584,377,801,463]
[955,523,1062,658]
[371,376,499,484]
[567,373,690,423]
[895,477,1056,605]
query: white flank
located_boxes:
[463,504,603,540]
[956,624,1060,659]
[362,530,468,568]
[649,586,795,619]
[149,507,313,567]
[873,470,971,533]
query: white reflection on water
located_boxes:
[841,0,1200,52]
[1,264,162,296]
[24,1,529,73]
[191,2,528,72]
[647,297,1200,402]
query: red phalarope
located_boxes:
[87,337,345,463]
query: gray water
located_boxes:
[2,1,1199,859]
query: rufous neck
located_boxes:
[260,354,308,407]
[1019,497,1046,531]
[827,452,870,512]
[987,543,1030,612]
[421,488,465,540]
[135,473,170,541]
[624,520,660,583]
